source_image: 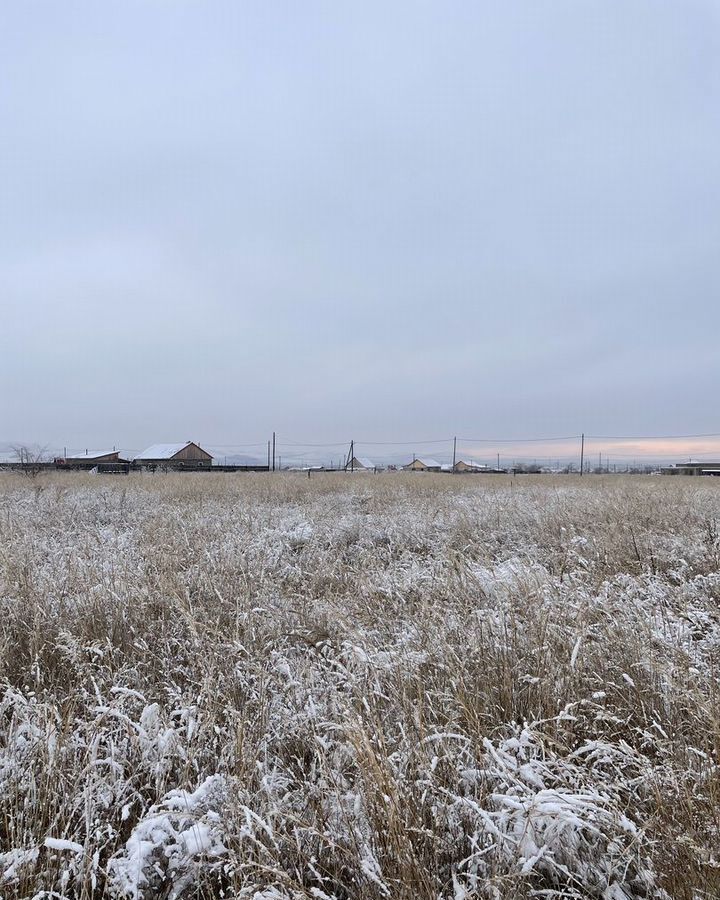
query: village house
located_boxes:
[403,457,442,472]
[134,441,213,468]
[660,460,720,476]
[348,456,376,471]
[454,459,488,473]
[63,449,126,467]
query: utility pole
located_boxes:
[350,440,354,472]
[452,436,457,472]
[497,452,500,471]
[272,432,276,472]
[580,433,585,476]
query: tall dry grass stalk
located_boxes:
[0,472,718,898]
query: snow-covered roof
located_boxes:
[135,442,211,460]
[408,457,442,468]
[456,459,488,469]
[678,460,720,467]
[352,457,375,469]
[67,449,119,460]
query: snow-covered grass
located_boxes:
[0,472,718,899]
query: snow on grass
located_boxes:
[0,472,718,898]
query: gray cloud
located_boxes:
[1,1,719,453]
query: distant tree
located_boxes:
[11,445,49,479]
[513,462,542,474]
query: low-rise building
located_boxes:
[660,460,720,476]
[134,441,213,468]
[403,457,442,472]
[454,459,487,473]
[64,450,126,467]
[348,456,376,471]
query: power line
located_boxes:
[585,432,720,440]
[276,440,352,447]
[458,435,581,443]
[203,442,272,448]
[280,439,454,447]
[5,430,720,459]
[356,438,453,446]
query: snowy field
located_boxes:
[0,472,718,899]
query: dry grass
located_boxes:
[0,472,719,899]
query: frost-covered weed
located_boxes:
[0,473,718,898]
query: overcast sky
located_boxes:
[1,1,719,456]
